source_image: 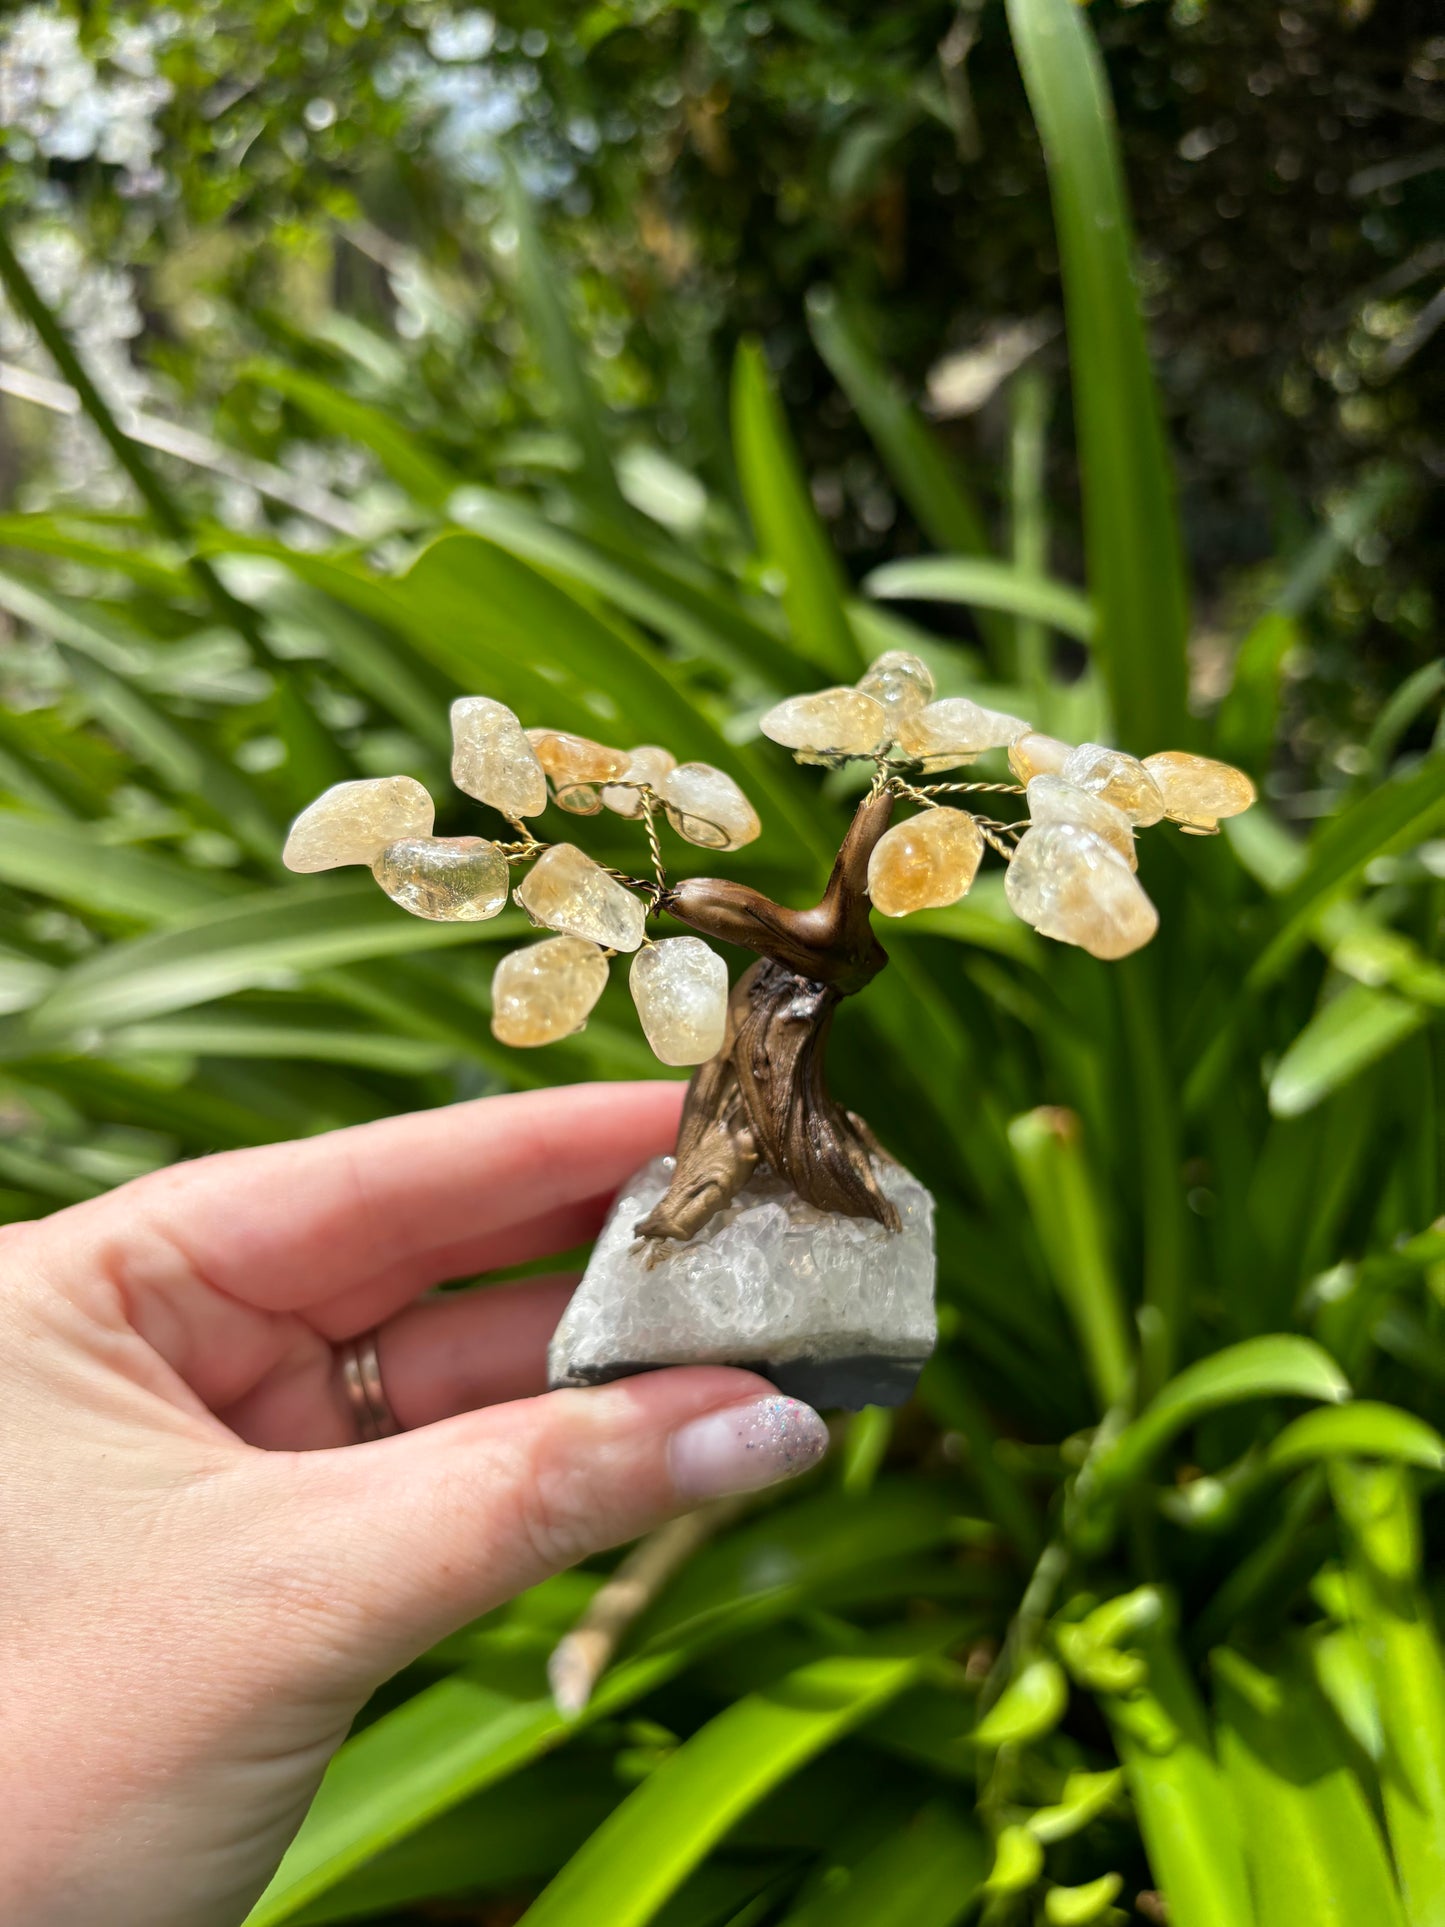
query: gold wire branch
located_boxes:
[912,780,1027,796]
[638,791,667,895]
[491,783,740,917]
[884,773,1027,863]
[978,823,1020,862]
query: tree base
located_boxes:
[548,1153,937,1413]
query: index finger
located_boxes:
[58,1082,686,1326]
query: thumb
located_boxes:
[281,1369,828,1680]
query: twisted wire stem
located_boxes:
[978,822,1021,862]
[639,791,668,902]
[912,779,1027,796]
[885,773,1026,862]
[494,759,1025,912]
[495,786,726,916]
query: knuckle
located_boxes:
[511,1443,610,1572]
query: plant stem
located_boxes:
[1116,955,1185,1396]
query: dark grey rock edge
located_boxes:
[551,1352,931,1410]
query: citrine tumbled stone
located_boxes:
[283,775,434,873]
[1143,751,1256,833]
[1005,823,1158,959]
[856,650,935,735]
[1008,732,1072,785]
[1025,774,1137,870]
[866,807,985,917]
[661,763,761,851]
[601,745,678,818]
[371,836,510,921]
[759,688,889,763]
[515,842,647,952]
[491,936,610,1046]
[1059,743,1166,827]
[895,697,1030,773]
[630,936,729,1066]
[451,696,548,819]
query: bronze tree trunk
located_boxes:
[636,787,901,1244]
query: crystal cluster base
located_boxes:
[548,1154,937,1411]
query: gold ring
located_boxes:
[338,1329,402,1441]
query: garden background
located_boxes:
[1,2,1444,1923]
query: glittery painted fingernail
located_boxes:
[668,1395,829,1501]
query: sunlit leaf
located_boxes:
[1214,1645,1407,1927]
[1087,1337,1350,1509]
[1269,982,1428,1118]
[1268,1403,1445,1475]
[732,339,861,680]
[1004,0,1191,751]
[866,556,1096,645]
[519,1654,922,1927]
[27,882,523,1036]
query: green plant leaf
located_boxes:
[58,647,283,861]
[985,1824,1044,1895]
[1268,1403,1445,1475]
[1007,1107,1134,1411]
[1215,611,1300,773]
[1269,982,1429,1118]
[731,339,860,680]
[839,1405,892,1497]
[244,1669,616,1927]
[776,1799,987,1927]
[1251,755,1445,986]
[519,1654,921,1927]
[1044,1873,1124,1926]
[0,563,164,675]
[243,361,462,510]
[973,1655,1068,1750]
[505,171,627,520]
[449,487,815,688]
[284,1757,620,1927]
[866,555,1096,645]
[1009,365,1054,698]
[0,513,189,593]
[1331,1463,1445,1927]
[805,288,1006,666]
[804,297,988,561]
[636,1482,961,1653]
[1213,1646,1408,1927]
[1025,1769,1126,1845]
[1099,1622,1255,1927]
[25,881,521,1037]
[1004,0,1191,752]
[0,810,234,921]
[101,1008,458,1071]
[251,571,454,754]
[1087,1337,1350,1506]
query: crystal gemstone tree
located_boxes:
[283,656,1254,1407]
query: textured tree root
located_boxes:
[636,788,902,1245]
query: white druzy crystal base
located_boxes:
[549,1154,937,1410]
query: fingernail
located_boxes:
[668,1395,829,1501]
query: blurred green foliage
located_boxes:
[2,0,1445,1923]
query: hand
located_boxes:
[0,1083,828,1927]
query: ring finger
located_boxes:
[220,1275,577,1451]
